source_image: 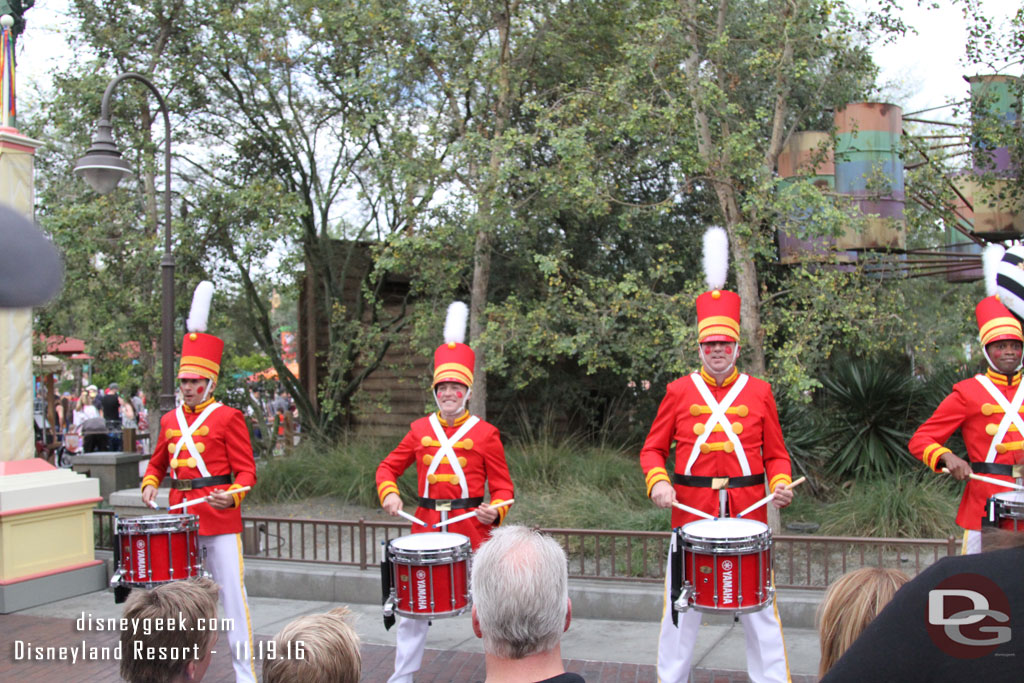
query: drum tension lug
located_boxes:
[673,585,694,613]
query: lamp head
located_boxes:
[74,118,133,194]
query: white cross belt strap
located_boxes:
[172,402,221,478]
[424,413,478,499]
[683,373,751,476]
[974,375,1024,463]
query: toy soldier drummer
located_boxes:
[376,301,515,683]
[141,282,258,683]
[910,291,1024,555]
[639,227,794,683]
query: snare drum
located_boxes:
[112,514,203,588]
[676,517,773,614]
[386,532,471,619]
[984,491,1024,532]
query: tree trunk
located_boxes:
[467,3,516,421]
[469,226,493,420]
[682,0,767,376]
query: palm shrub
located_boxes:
[775,394,829,496]
[818,356,920,478]
[819,472,960,538]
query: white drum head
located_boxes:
[683,517,767,539]
[992,491,1024,506]
[391,532,469,551]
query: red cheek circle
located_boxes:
[456,391,463,398]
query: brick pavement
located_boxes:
[2,612,815,682]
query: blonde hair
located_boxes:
[119,577,219,683]
[817,567,909,676]
[262,606,360,683]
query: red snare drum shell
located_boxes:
[389,532,471,619]
[115,514,201,587]
[986,492,1024,532]
[679,518,773,613]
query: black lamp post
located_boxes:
[74,72,176,417]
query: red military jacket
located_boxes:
[376,410,514,550]
[909,369,1024,530]
[142,398,256,536]
[640,368,792,527]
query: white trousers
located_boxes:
[200,533,257,683]
[657,545,790,683]
[962,529,982,555]
[389,617,431,683]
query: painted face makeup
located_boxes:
[456,391,463,398]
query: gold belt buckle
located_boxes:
[711,477,730,490]
[1013,464,1023,479]
[177,479,192,491]
[435,500,452,512]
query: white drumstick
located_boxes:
[736,476,807,518]
[147,500,160,510]
[942,468,1024,492]
[670,500,716,520]
[168,486,252,511]
[434,499,515,528]
[397,509,428,526]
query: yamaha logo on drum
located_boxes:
[135,539,147,576]
[415,569,428,610]
[721,559,734,604]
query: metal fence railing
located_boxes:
[93,510,958,590]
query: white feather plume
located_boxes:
[983,243,1006,296]
[702,226,730,290]
[443,301,469,345]
[186,281,215,333]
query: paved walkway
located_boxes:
[2,589,819,682]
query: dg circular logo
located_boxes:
[416,569,427,580]
[926,573,1012,658]
[722,560,733,571]
[135,539,145,549]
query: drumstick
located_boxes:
[736,476,807,518]
[433,499,515,528]
[167,486,252,511]
[942,468,1024,492]
[147,500,160,510]
[670,500,716,520]
[397,509,428,527]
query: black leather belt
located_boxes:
[171,475,233,490]
[672,473,766,489]
[418,496,484,511]
[972,462,1024,477]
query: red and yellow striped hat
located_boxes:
[178,332,224,381]
[432,342,475,388]
[976,295,1023,347]
[696,289,741,343]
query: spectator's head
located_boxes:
[818,567,909,676]
[119,577,220,683]
[262,607,360,683]
[471,525,570,661]
[108,382,119,393]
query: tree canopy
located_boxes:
[25,0,1015,442]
